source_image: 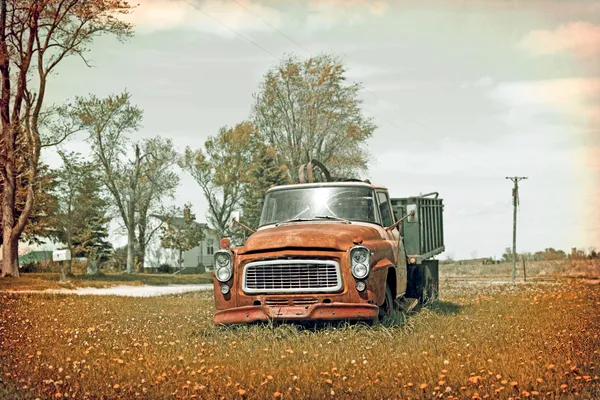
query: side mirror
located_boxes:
[406,204,418,223]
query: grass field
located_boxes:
[0,272,213,291]
[1,274,598,399]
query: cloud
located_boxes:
[344,63,395,80]
[460,76,495,89]
[124,0,388,36]
[304,0,388,31]
[123,0,283,36]
[490,78,600,124]
[518,21,600,59]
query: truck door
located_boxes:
[376,191,408,298]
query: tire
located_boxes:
[420,267,438,304]
[378,283,395,320]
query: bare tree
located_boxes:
[0,0,134,277]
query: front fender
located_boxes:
[367,258,395,307]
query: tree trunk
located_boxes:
[66,237,73,276]
[136,224,146,273]
[126,227,135,274]
[179,248,183,273]
[1,236,19,277]
[0,0,16,277]
[125,198,135,274]
[1,182,19,277]
[11,237,18,272]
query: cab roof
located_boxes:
[266,181,389,193]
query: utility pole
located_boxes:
[506,176,528,283]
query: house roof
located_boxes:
[19,251,53,265]
[150,214,214,231]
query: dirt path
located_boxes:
[0,284,213,297]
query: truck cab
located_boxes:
[212,180,443,325]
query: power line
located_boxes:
[229,0,415,133]
[505,176,528,283]
[178,0,277,57]
[231,0,312,55]
[238,0,500,175]
[180,0,499,176]
[179,0,408,131]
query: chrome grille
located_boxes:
[243,259,342,294]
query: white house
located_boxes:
[181,229,219,272]
[147,214,220,274]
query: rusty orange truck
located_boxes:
[211,162,445,325]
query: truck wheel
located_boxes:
[420,267,438,304]
[378,283,394,320]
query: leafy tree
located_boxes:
[252,53,376,181]
[240,139,290,233]
[533,248,567,261]
[1,129,63,267]
[66,92,142,274]
[54,151,112,277]
[76,211,113,274]
[54,151,87,277]
[1,156,59,247]
[65,93,178,274]
[501,247,513,262]
[0,136,59,272]
[181,122,255,239]
[159,204,204,272]
[0,0,135,277]
[134,137,180,272]
[105,245,127,271]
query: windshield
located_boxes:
[259,186,379,226]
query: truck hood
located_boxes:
[237,222,383,254]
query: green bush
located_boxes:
[157,263,174,274]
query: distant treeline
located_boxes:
[442,247,599,264]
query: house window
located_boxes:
[206,239,214,255]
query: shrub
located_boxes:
[157,263,174,274]
[19,262,38,273]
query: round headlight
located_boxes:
[356,281,366,292]
[220,284,230,295]
[216,253,230,267]
[352,248,368,264]
[352,263,369,279]
[216,266,232,282]
[350,246,370,279]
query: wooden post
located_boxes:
[522,257,526,282]
[505,177,528,283]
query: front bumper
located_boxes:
[214,302,379,325]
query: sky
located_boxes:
[40,0,600,260]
